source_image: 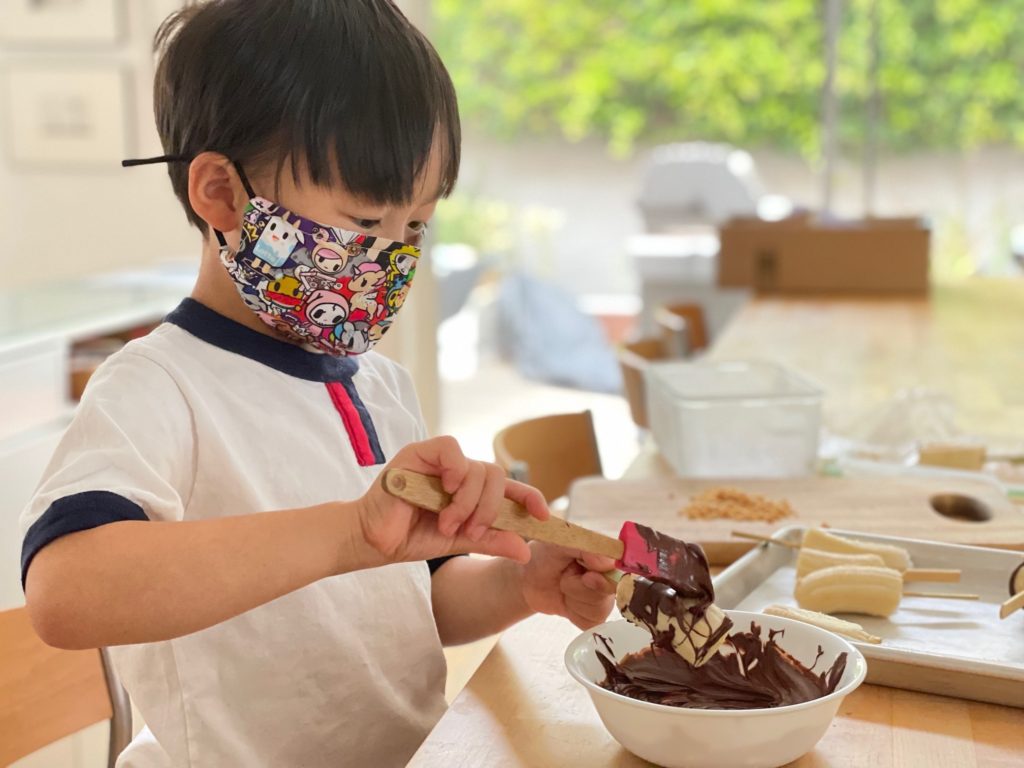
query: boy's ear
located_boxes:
[188,152,248,235]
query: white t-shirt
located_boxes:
[20,299,451,767]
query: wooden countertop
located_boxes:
[412,280,1024,766]
[410,613,1024,767]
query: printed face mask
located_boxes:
[213,168,418,356]
[120,153,418,357]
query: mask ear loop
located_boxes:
[215,161,258,249]
[234,162,258,200]
[119,154,257,250]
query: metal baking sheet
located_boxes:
[713,525,1024,708]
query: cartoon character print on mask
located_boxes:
[303,289,350,335]
[332,320,372,355]
[251,216,304,274]
[346,262,388,320]
[385,278,411,312]
[219,195,419,356]
[343,240,374,273]
[260,275,304,314]
[368,321,387,344]
[387,244,419,281]
[295,241,349,291]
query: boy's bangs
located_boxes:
[284,25,460,205]
[153,1,460,231]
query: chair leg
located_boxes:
[100,648,133,768]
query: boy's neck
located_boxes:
[190,244,282,340]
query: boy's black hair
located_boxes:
[153,0,460,232]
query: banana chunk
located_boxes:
[795,565,903,618]
[802,528,912,572]
[616,574,732,667]
[763,604,882,644]
[796,547,885,578]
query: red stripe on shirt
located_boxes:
[324,381,375,466]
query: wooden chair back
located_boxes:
[617,337,669,429]
[656,302,709,355]
[493,411,603,502]
[0,607,131,767]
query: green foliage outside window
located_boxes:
[434,0,1024,157]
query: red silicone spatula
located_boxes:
[382,469,709,597]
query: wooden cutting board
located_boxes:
[568,475,1024,566]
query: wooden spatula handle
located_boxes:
[382,469,624,560]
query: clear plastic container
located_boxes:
[645,360,822,477]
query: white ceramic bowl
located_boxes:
[565,611,867,768]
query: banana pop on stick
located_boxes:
[795,565,904,618]
[795,564,979,618]
[796,547,885,578]
[801,528,913,571]
[733,529,961,583]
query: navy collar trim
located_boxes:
[165,298,358,382]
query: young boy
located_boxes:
[19,2,616,765]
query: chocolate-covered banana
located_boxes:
[616,574,732,667]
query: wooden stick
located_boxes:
[903,591,980,600]
[1000,591,1024,619]
[901,569,962,583]
[731,530,799,549]
[382,469,625,560]
[732,530,961,582]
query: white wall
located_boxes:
[0,1,200,287]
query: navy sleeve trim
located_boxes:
[427,553,467,575]
[21,491,148,588]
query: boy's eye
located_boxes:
[406,221,428,245]
[354,218,379,230]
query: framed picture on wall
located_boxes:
[4,65,132,170]
[0,0,124,45]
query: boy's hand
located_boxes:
[516,543,617,630]
[356,436,549,567]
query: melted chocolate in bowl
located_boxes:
[604,525,847,710]
[597,621,848,710]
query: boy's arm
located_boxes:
[25,438,538,650]
[25,502,367,649]
[428,556,533,645]
[430,544,617,646]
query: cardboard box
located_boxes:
[717,215,931,295]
